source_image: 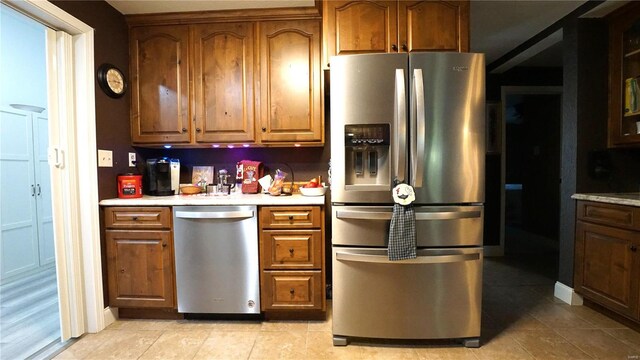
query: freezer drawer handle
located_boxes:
[336,210,481,221]
[175,210,254,219]
[336,251,480,264]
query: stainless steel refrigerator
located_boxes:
[330,52,485,347]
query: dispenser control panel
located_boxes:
[345,124,390,146]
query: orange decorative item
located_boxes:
[117,174,143,198]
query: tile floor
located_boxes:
[53,256,640,359]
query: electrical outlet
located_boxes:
[128,152,136,167]
[98,149,113,167]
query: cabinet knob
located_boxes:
[289,288,295,295]
[288,215,294,221]
[262,127,267,132]
[402,44,408,51]
[289,248,294,255]
[132,216,138,221]
[392,44,398,51]
[182,128,187,133]
[120,268,125,273]
[163,243,167,247]
[196,128,201,133]
[631,245,638,252]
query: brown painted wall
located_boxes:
[52,0,132,201]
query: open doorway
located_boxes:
[501,86,562,276]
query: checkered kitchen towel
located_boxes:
[388,203,417,260]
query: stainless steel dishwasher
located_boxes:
[173,205,260,314]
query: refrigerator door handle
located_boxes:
[395,68,407,183]
[336,209,481,221]
[413,68,426,188]
[336,251,480,264]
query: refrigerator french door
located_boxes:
[330,52,485,347]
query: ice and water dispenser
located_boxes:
[344,124,390,189]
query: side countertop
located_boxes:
[100,193,326,206]
[572,193,640,207]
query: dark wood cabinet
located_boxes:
[193,22,256,143]
[259,206,325,318]
[130,26,191,144]
[104,207,175,308]
[574,201,640,321]
[608,1,640,147]
[323,0,469,68]
[258,20,323,144]
[128,11,323,147]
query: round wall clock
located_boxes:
[97,63,127,98]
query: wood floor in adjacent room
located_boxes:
[53,257,640,359]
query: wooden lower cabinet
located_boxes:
[262,271,323,310]
[574,201,640,322]
[104,207,175,309]
[259,206,325,318]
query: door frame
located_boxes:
[5,0,105,338]
[484,86,563,257]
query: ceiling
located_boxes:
[106,0,629,73]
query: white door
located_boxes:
[0,107,40,280]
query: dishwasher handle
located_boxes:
[336,251,480,264]
[175,210,254,220]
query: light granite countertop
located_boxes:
[571,193,640,207]
[100,193,326,206]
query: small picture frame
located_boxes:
[486,102,502,154]
[192,166,214,186]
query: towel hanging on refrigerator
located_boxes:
[388,183,417,261]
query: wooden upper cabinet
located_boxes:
[130,26,191,144]
[323,0,470,67]
[399,1,469,53]
[607,1,640,147]
[193,23,256,143]
[258,20,323,143]
[324,1,397,66]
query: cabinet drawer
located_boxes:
[260,206,321,229]
[104,207,172,230]
[577,201,640,231]
[261,230,322,269]
[261,271,323,310]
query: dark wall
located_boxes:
[51,1,132,201]
[559,18,640,287]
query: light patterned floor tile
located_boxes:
[554,328,638,359]
[53,331,120,359]
[193,331,258,360]
[604,328,640,352]
[305,331,364,359]
[78,329,162,359]
[106,319,173,331]
[260,320,309,332]
[138,329,209,359]
[509,328,592,359]
[249,330,307,359]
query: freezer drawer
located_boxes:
[332,205,483,247]
[332,247,482,340]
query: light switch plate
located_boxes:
[98,149,113,167]
[128,152,136,167]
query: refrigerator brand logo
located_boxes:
[452,66,469,72]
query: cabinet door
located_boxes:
[194,23,256,143]
[574,221,640,319]
[323,0,398,67]
[106,230,175,308]
[130,26,191,144]
[398,1,469,53]
[258,20,322,143]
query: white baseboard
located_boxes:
[483,245,504,257]
[103,307,118,329]
[554,281,583,305]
